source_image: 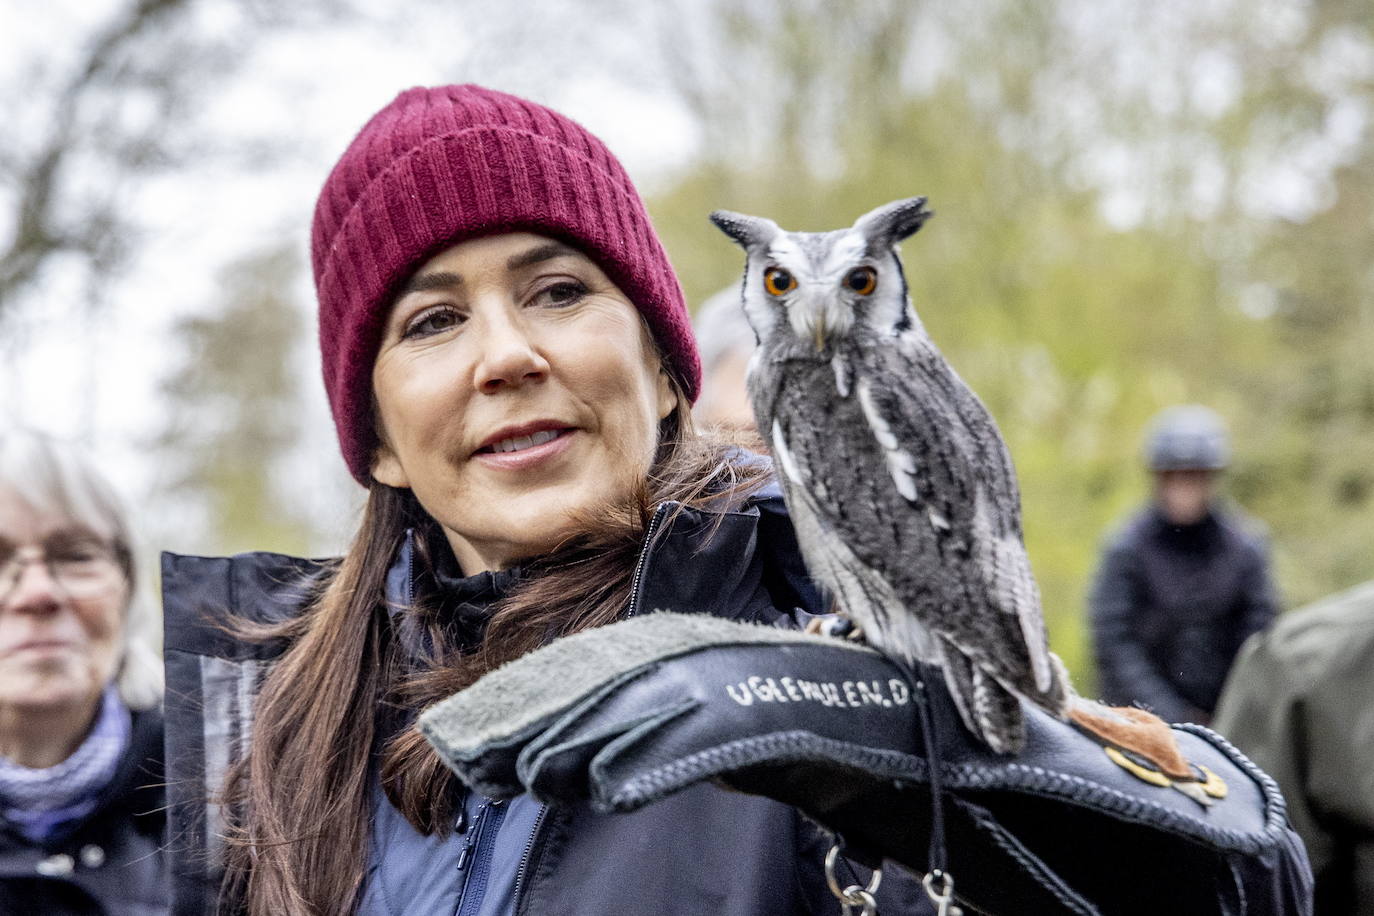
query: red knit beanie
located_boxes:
[312,84,701,484]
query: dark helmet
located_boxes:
[1145,405,1229,471]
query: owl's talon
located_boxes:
[809,614,861,641]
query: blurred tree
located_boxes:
[0,0,353,331]
[0,0,194,310]
[153,243,314,556]
[1231,146,1374,606]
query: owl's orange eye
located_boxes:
[764,267,797,297]
[845,267,877,296]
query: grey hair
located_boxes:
[692,285,757,374]
[0,429,162,710]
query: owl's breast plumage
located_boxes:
[755,334,1043,682]
[756,342,975,600]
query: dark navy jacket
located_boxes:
[0,708,167,915]
[162,486,934,915]
[1090,505,1277,722]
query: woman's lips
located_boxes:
[472,428,577,471]
[4,640,79,659]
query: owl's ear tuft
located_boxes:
[853,197,933,249]
[710,210,781,251]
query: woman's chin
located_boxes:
[450,486,639,572]
[0,673,100,714]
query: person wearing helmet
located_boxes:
[1089,405,1278,724]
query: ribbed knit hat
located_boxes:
[312,84,700,484]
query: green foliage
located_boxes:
[646,2,1374,689]
[1228,152,1374,608]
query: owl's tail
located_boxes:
[940,646,1027,755]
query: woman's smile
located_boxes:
[471,424,578,471]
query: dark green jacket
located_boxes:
[1215,580,1374,915]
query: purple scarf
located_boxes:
[0,686,131,843]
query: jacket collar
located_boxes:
[161,472,816,665]
[382,477,809,632]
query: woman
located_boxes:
[0,429,166,915]
[162,85,1308,915]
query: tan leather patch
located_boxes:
[1068,702,1193,781]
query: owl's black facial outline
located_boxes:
[763,267,797,297]
[844,267,877,296]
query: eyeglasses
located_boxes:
[0,543,122,606]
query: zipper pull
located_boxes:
[455,799,492,872]
[456,827,477,872]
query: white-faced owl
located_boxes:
[712,198,1069,754]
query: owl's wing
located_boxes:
[773,341,1055,700]
[865,342,1055,696]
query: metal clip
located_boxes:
[824,843,882,916]
[923,869,962,916]
[839,888,879,916]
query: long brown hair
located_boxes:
[219,388,769,914]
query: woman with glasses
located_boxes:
[0,429,166,915]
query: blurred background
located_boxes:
[2,0,1372,688]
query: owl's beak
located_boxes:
[811,319,830,352]
[792,301,838,352]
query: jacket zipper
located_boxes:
[626,502,673,618]
[454,798,506,914]
[510,803,549,914]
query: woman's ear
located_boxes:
[371,443,410,489]
[656,367,678,420]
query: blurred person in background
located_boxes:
[0,429,166,915]
[691,285,758,432]
[1090,404,1278,724]
[1215,579,1374,915]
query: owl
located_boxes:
[711,198,1068,754]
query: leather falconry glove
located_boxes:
[418,613,1312,916]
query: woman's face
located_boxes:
[0,487,126,714]
[372,232,677,573]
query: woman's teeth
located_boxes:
[491,429,561,453]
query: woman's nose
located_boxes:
[472,309,551,395]
[3,560,62,616]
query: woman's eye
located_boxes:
[537,281,588,308]
[52,550,103,568]
[45,535,109,565]
[403,307,462,339]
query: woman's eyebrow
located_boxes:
[506,242,577,271]
[400,270,464,296]
[44,525,104,544]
